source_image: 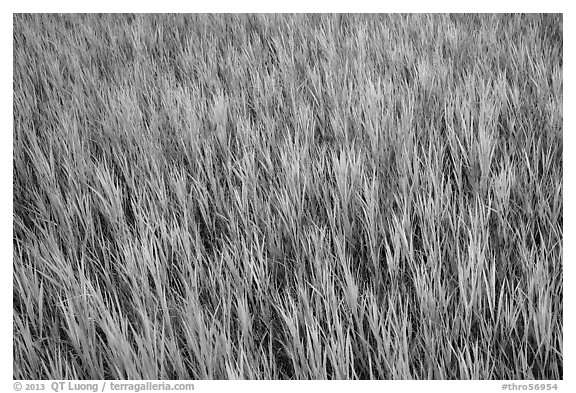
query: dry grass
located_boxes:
[13,13,562,379]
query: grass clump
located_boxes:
[13,13,562,379]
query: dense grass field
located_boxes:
[13,14,563,380]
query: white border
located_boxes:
[561,7,571,391]
[3,5,14,389]
[5,1,569,13]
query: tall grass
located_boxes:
[13,13,562,379]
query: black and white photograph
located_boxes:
[10,9,565,386]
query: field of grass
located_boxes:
[13,13,563,380]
